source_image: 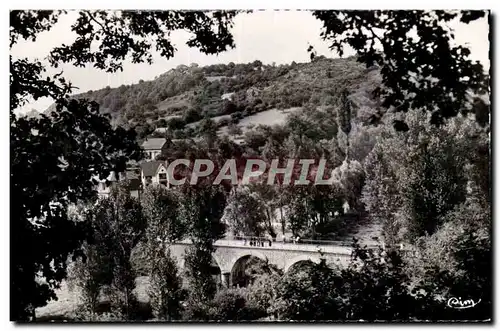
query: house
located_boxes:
[140,161,170,188]
[125,168,143,198]
[221,92,234,101]
[95,172,117,198]
[95,168,143,199]
[141,138,168,160]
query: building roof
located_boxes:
[141,138,167,150]
[140,161,163,177]
[126,170,140,180]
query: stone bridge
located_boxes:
[170,238,353,287]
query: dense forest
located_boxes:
[55,56,379,140]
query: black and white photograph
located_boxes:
[8,7,492,323]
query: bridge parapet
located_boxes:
[170,238,415,287]
[175,238,353,255]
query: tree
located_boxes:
[10,99,143,321]
[249,183,280,239]
[337,89,352,160]
[223,188,267,238]
[142,185,186,245]
[68,242,108,321]
[286,184,344,239]
[10,9,239,321]
[34,10,238,72]
[400,134,467,240]
[65,200,118,321]
[181,185,227,302]
[141,185,187,320]
[89,184,146,319]
[227,122,242,136]
[167,117,186,130]
[334,159,366,213]
[312,10,489,127]
[197,117,218,147]
[206,288,260,321]
[147,248,186,321]
[245,271,281,319]
[340,243,420,321]
[270,258,343,320]
[64,204,114,321]
[362,142,404,245]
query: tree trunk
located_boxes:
[345,133,350,162]
[280,206,285,236]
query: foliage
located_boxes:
[223,188,267,237]
[404,197,491,320]
[181,185,227,302]
[88,184,146,319]
[142,185,185,245]
[67,243,107,321]
[245,266,282,317]
[45,10,238,72]
[147,248,186,321]
[62,56,369,134]
[313,10,489,127]
[10,99,143,321]
[269,242,447,321]
[270,259,343,320]
[334,159,366,212]
[197,117,218,147]
[248,183,280,238]
[227,122,242,136]
[206,288,262,321]
[183,288,262,321]
[285,184,344,239]
[141,185,186,320]
[362,110,481,243]
[362,142,404,245]
[399,131,468,240]
[10,9,242,320]
[67,184,147,321]
[338,243,418,321]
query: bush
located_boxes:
[217,118,230,127]
[130,241,149,277]
[156,118,167,127]
[245,273,281,318]
[167,117,186,130]
[208,288,262,321]
[184,107,202,123]
[230,111,243,120]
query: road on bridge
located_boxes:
[177,237,356,255]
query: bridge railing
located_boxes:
[174,236,416,256]
[213,238,353,254]
[230,235,354,246]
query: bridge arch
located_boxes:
[226,250,269,273]
[284,255,322,273]
[229,252,269,288]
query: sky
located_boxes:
[10,10,490,114]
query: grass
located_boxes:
[35,276,152,322]
[218,107,302,136]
